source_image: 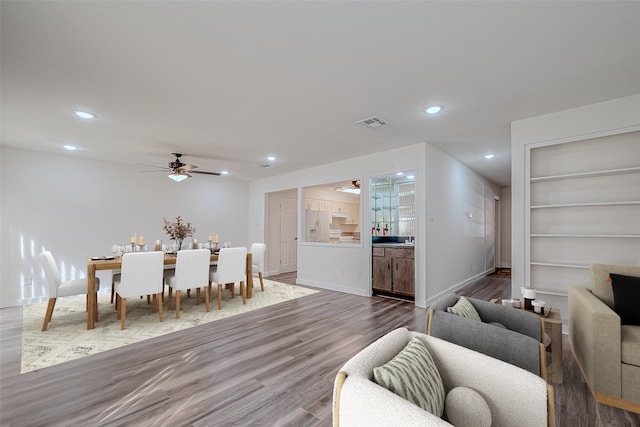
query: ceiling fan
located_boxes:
[329,179,361,194]
[139,153,221,182]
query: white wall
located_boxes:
[500,186,512,268]
[2,139,502,309]
[424,144,501,304]
[511,93,640,322]
[249,142,500,308]
[0,147,249,307]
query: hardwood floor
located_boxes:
[0,272,638,426]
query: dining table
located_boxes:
[86,252,253,330]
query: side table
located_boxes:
[539,307,563,384]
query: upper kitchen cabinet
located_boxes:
[305,198,332,211]
[370,173,415,238]
[301,179,361,244]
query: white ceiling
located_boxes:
[2,1,639,187]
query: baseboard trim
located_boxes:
[295,277,370,297]
[425,269,493,307]
[570,346,640,414]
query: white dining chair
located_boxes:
[208,247,247,310]
[39,251,100,331]
[249,243,266,292]
[113,251,165,330]
[164,249,211,318]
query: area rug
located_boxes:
[21,280,317,373]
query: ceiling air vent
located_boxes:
[356,116,388,129]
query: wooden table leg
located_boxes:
[87,263,97,330]
[545,320,563,383]
[246,253,253,299]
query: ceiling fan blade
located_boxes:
[135,162,170,170]
[180,163,199,171]
[190,170,221,176]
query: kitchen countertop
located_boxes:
[372,243,414,248]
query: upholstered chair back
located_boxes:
[172,249,210,291]
[116,251,164,298]
[250,243,266,274]
[216,247,247,285]
[39,251,61,296]
[589,263,640,310]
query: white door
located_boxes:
[280,196,297,273]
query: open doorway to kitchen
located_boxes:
[264,188,298,278]
[370,172,416,301]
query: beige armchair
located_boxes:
[333,328,555,426]
[568,263,640,413]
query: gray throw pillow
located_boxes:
[447,296,481,321]
[373,336,445,417]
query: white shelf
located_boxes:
[534,289,568,297]
[531,201,640,209]
[531,234,640,238]
[530,261,589,269]
[530,166,640,182]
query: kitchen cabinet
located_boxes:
[305,198,332,211]
[372,245,414,298]
[332,201,348,215]
[346,203,359,224]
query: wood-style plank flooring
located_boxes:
[1,272,638,426]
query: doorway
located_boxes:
[265,188,298,276]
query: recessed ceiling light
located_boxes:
[425,106,442,115]
[484,154,495,159]
[63,145,78,151]
[267,156,276,161]
[407,175,415,180]
[73,110,96,119]
[396,172,404,176]
[220,170,229,175]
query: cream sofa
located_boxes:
[333,327,554,426]
[568,263,640,413]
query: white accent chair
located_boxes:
[333,328,555,427]
[164,249,211,318]
[113,251,165,330]
[208,247,247,310]
[250,243,266,292]
[39,251,100,332]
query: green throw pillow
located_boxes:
[373,336,445,417]
[447,296,481,321]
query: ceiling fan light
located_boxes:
[168,171,189,182]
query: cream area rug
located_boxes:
[21,280,317,373]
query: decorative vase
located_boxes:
[176,239,183,251]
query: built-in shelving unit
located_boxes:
[370,176,415,237]
[527,131,640,305]
[529,166,640,182]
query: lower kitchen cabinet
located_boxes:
[372,245,414,298]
